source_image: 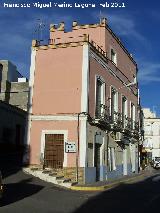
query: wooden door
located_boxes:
[44,134,64,169]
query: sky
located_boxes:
[0,0,160,115]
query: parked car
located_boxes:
[0,170,3,199]
[153,157,160,169]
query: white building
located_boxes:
[143,108,160,160]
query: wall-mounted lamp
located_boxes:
[126,82,137,87]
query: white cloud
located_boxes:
[106,13,145,42]
[138,62,160,84]
[92,11,149,46]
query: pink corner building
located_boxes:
[26,18,141,184]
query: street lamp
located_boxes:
[126,82,137,87]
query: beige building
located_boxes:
[0,60,29,111]
[0,60,28,151]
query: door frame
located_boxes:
[94,134,104,181]
[41,130,68,167]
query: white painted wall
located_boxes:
[143,116,160,159]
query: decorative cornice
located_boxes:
[31,114,88,121]
[32,40,86,51]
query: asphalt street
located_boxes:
[1,162,160,212]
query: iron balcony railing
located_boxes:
[111,111,123,129]
[95,106,140,134]
[122,117,140,135]
[95,104,111,124]
[134,121,139,132]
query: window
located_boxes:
[108,147,116,171]
[133,75,137,84]
[131,103,136,129]
[95,77,105,118]
[111,87,118,122]
[111,48,117,65]
[122,96,127,128]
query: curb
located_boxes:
[70,173,146,191]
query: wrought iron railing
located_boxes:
[95,104,110,123]
[95,106,140,134]
[134,121,139,132]
[111,111,122,127]
[123,117,132,130]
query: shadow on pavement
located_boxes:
[0,178,44,207]
[73,173,160,213]
[0,151,26,179]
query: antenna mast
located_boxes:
[34,19,45,42]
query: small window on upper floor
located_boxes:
[111,49,117,65]
[133,75,137,84]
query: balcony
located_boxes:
[121,117,132,136]
[132,121,140,139]
[121,117,139,139]
[94,104,111,129]
[110,111,123,131]
[93,107,140,139]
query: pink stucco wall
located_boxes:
[29,120,78,166]
[105,28,137,81]
[50,23,137,84]
[29,20,139,168]
[32,46,83,115]
[50,26,105,50]
[89,57,138,119]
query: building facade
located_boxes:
[27,18,140,183]
[0,60,28,152]
[143,108,160,161]
[0,60,29,111]
[0,100,27,147]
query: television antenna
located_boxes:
[99,10,104,23]
[34,19,45,41]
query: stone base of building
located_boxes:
[25,163,138,185]
[26,165,85,184]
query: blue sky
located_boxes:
[0,0,160,115]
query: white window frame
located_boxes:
[110,86,118,121]
[95,76,106,116]
[130,102,136,129]
[122,95,128,127]
[110,48,117,65]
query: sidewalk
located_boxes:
[70,167,159,191]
